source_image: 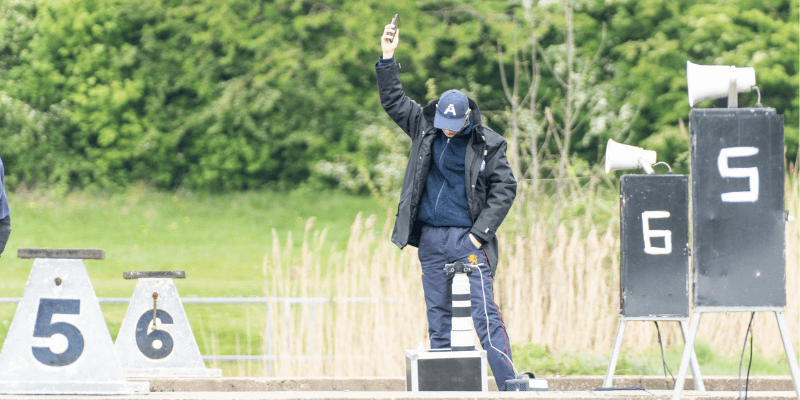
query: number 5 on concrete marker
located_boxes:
[32,298,84,366]
[0,250,148,394]
[114,271,221,377]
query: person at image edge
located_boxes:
[0,155,11,257]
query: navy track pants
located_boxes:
[418,225,514,391]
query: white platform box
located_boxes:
[404,348,487,391]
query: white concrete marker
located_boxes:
[0,258,148,394]
[114,277,221,377]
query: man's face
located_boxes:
[442,110,471,137]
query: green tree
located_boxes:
[595,0,798,170]
[0,0,796,191]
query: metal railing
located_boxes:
[0,297,394,304]
[0,296,395,368]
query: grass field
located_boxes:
[1,184,385,295]
[0,185,386,371]
[0,184,797,378]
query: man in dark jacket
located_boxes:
[376,22,517,390]
[0,155,11,257]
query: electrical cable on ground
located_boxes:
[654,321,674,389]
[745,315,754,400]
[477,265,519,377]
[738,312,755,400]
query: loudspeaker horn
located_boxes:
[605,139,657,174]
[687,61,755,107]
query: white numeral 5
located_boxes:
[718,147,759,203]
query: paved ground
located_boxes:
[135,376,795,392]
[0,377,796,399]
[0,390,797,400]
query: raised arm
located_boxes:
[375,21,423,139]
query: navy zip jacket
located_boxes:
[417,115,473,227]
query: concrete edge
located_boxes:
[130,376,796,392]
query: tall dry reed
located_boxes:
[260,174,800,376]
[262,214,428,376]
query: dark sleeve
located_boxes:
[470,141,517,244]
[377,55,395,67]
[0,215,10,257]
[375,61,423,139]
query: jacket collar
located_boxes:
[423,97,484,143]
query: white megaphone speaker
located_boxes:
[687,61,756,108]
[605,139,657,175]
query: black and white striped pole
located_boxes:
[444,262,478,351]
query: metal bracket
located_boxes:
[727,73,738,108]
[17,248,105,260]
[123,271,186,279]
[151,292,159,330]
[639,160,655,175]
[443,262,481,277]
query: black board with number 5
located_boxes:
[690,108,785,307]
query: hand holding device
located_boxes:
[381,14,399,59]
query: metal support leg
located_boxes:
[310,303,317,354]
[266,303,273,376]
[603,320,627,388]
[672,311,701,400]
[679,319,705,392]
[775,311,800,398]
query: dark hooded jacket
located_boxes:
[376,61,516,275]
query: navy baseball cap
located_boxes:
[434,90,469,132]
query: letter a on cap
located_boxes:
[444,104,457,116]
[0,258,147,394]
[114,278,221,377]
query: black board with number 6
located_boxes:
[620,174,689,318]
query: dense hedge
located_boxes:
[0,0,796,191]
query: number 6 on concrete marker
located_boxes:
[642,211,672,255]
[135,309,174,359]
[718,146,759,203]
[32,298,85,366]
[114,274,221,377]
